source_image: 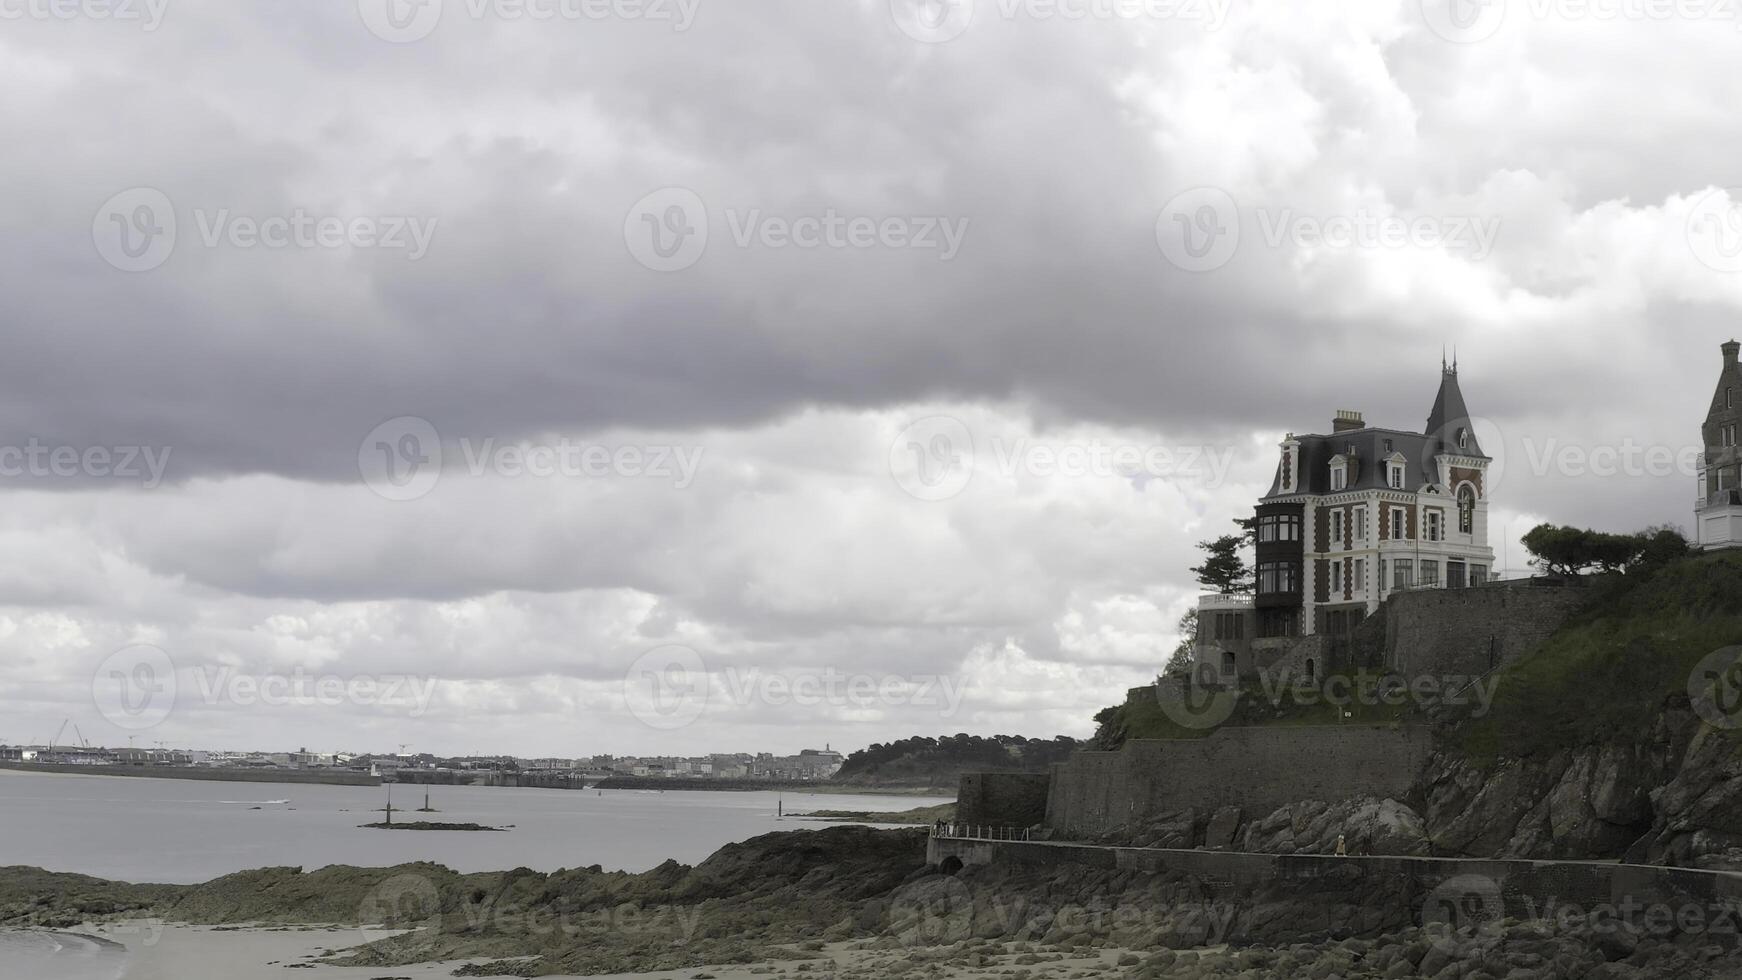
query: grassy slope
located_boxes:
[1093,551,1742,756]
[1463,550,1742,759]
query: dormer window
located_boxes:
[1457,427,1469,451]
[1385,453,1406,490]
[1329,454,1350,491]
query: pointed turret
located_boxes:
[1426,363,1484,460]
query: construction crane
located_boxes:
[49,720,68,750]
[73,724,89,749]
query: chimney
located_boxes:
[1332,409,1365,433]
[1725,339,1740,366]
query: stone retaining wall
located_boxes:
[1044,726,1433,837]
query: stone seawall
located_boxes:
[1386,585,1586,678]
[929,836,1742,939]
[956,772,1050,827]
[1045,726,1433,837]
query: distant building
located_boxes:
[1197,361,1496,678]
[1696,340,1742,551]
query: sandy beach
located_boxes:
[28,923,1165,980]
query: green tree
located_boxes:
[1191,535,1251,594]
[1164,608,1197,678]
[1522,523,1693,578]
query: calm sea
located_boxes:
[0,770,947,883]
[0,770,949,978]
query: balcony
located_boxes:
[1702,490,1742,508]
[1198,593,1254,609]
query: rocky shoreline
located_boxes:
[10,825,1742,979]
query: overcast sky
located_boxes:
[2,0,1739,757]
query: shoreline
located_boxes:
[12,824,1742,980]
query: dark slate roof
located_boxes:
[1262,368,1487,499]
[1424,367,1484,461]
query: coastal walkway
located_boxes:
[927,831,1742,933]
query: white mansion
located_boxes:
[1195,363,1495,676]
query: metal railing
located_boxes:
[930,823,1032,841]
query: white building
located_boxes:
[1696,340,1742,551]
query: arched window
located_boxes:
[1458,485,1476,534]
[1303,658,1316,684]
[1457,427,1469,451]
[1221,651,1237,677]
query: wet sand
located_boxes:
[16,923,1163,980]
